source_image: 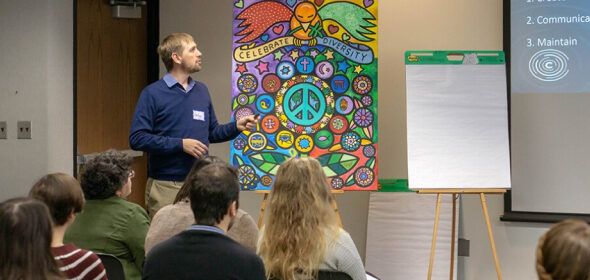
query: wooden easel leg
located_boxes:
[257,193,269,228]
[330,198,343,227]
[480,193,502,280]
[428,193,443,280]
[450,194,457,280]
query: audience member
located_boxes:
[30,173,107,280]
[145,156,258,253]
[143,163,265,280]
[0,197,64,280]
[65,150,149,280]
[536,219,590,280]
[259,157,366,280]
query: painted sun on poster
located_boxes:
[230,0,378,191]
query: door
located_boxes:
[76,0,149,207]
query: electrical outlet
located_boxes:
[458,238,470,257]
[17,121,32,139]
[0,121,6,139]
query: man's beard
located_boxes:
[181,61,201,73]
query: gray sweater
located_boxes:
[320,229,367,280]
[145,200,259,254]
[258,228,367,280]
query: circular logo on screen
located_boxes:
[528,49,569,82]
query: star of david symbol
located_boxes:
[280,66,291,75]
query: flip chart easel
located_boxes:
[256,189,344,228]
[417,189,505,280]
[406,51,511,280]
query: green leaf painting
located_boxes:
[317,153,359,177]
[249,152,290,175]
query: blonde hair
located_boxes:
[157,33,195,71]
[259,157,339,280]
[536,219,590,280]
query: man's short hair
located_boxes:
[189,163,239,226]
[157,33,194,71]
[29,173,84,226]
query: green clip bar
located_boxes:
[405,50,505,65]
[378,178,412,192]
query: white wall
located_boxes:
[160,1,551,279]
[0,0,74,200]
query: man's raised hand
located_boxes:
[236,114,260,131]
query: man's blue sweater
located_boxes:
[129,77,240,181]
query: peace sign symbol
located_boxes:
[284,83,326,126]
[275,75,335,134]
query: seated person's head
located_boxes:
[188,163,239,229]
[80,150,134,199]
[268,157,337,226]
[259,157,339,280]
[536,219,590,280]
[173,156,223,204]
[29,173,84,227]
[0,197,62,279]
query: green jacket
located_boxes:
[65,196,149,280]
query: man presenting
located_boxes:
[130,33,257,218]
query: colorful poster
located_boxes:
[231,0,378,191]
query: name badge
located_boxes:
[193,110,205,121]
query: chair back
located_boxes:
[96,253,125,280]
[317,270,353,280]
[269,270,353,280]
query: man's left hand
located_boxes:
[237,114,259,131]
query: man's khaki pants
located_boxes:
[145,178,184,219]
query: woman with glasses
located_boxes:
[65,150,149,280]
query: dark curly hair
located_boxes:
[79,150,132,199]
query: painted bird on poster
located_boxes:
[235,0,375,47]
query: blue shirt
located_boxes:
[163,73,196,93]
[188,225,225,235]
[129,75,240,181]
